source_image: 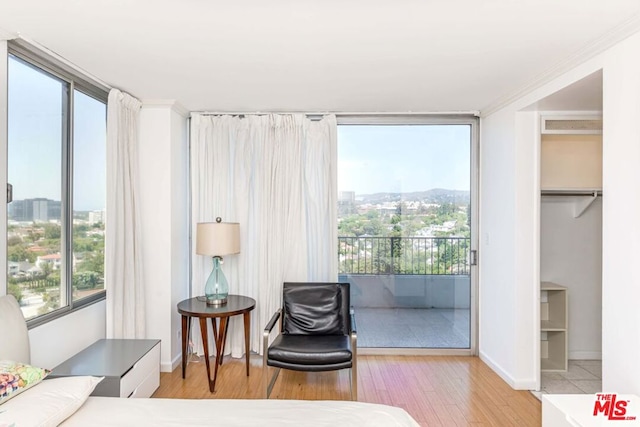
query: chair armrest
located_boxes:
[264,309,282,336]
[264,309,282,365]
[350,307,357,335]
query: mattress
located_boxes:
[60,396,421,427]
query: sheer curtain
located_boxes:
[105,89,146,339]
[190,114,337,357]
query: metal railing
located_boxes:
[338,236,470,275]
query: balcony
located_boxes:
[339,236,471,349]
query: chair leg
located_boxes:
[350,330,358,401]
[264,366,280,399]
[350,367,357,401]
[263,332,280,398]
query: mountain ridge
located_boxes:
[354,188,470,205]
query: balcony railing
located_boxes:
[339,236,470,275]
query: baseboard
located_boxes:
[569,351,601,360]
[479,350,537,390]
[161,354,182,373]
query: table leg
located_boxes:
[220,319,230,366]
[181,315,189,379]
[211,316,228,392]
[199,317,214,392]
[244,311,251,376]
[211,317,218,344]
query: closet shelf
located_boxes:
[541,189,602,218]
[540,282,568,372]
[541,320,566,331]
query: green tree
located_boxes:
[362,218,384,236]
[7,245,36,263]
[40,261,53,277]
[38,290,60,316]
[7,235,22,246]
[43,224,61,239]
[77,252,104,276]
[8,283,23,304]
[74,271,100,289]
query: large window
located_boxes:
[6,46,107,323]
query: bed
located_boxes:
[0,295,420,427]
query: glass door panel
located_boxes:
[338,123,475,350]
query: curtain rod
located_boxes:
[191,111,480,117]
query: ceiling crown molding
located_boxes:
[0,27,17,41]
[480,13,640,117]
[141,99,190,117]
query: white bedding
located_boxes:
[60,397,421,427]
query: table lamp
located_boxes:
[196,218,240,306]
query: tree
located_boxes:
[74,271,100,289]
[43,224,61,239]
[362,218,384,236]
[8,245,36,263]
[8,283,22,304]
[26,228,42,243]
[7,235,22,246]
[40,261,53,277]
[77,252,104,276]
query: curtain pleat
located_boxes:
[190,114,337,357]
[105,89,145,339]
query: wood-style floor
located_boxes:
[153,354,541,426]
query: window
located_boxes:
[6,44,107,324]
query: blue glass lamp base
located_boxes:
[205,256,229,306]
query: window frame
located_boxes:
[6,40,108,328]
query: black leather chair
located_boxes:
[263,282,357,400]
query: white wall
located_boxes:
[138,102,189,372]
[513,111,539,387]
[540,197,602,359]
[170,107,190,366]
[478,108,518,385]
[601,32,640,393]
[29,300,106,368]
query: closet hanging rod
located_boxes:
[541,190,602,197]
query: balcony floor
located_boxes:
[355,307,470,348]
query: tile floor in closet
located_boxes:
[540,359,602,394]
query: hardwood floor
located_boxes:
[153,354,541,426]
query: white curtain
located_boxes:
[105,89,146,339]
[190,114,338,357]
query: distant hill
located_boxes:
[356,188,470,205]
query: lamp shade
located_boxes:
[196,221,240,256]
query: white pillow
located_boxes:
[0,376,103,427]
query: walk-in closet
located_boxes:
[539,112,603,394]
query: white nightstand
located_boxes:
[49,339,161,398]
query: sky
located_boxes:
[338,124,471,195]
[8,55,106,212]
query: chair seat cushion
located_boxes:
[267,335,352,369]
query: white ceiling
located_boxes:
[524,70,603,112]
[0,0,637,113]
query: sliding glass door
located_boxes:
[337,118,477,352]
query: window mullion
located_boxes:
[61,81,73,308]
